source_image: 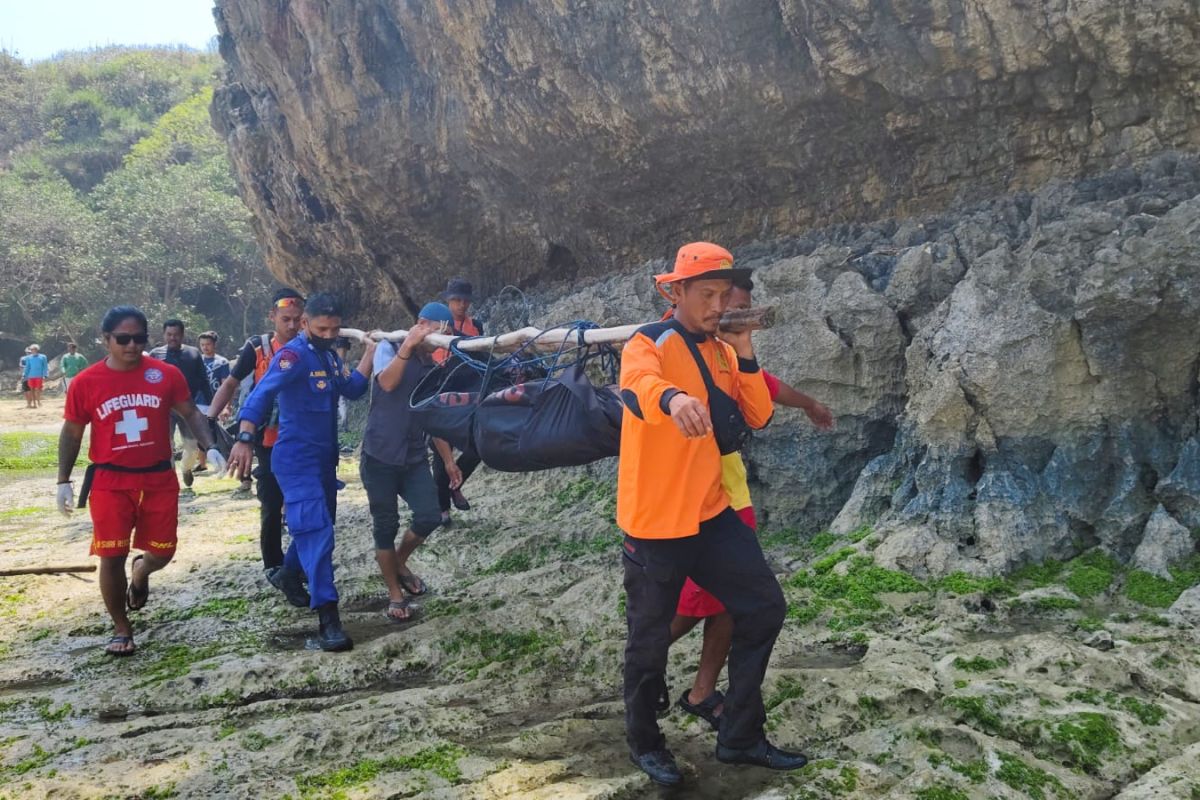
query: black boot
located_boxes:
[715,739,808,770]
[266,566,310,608]
[316,602,353,652]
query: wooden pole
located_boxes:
[0,564,96,577]
[341,305,776,352]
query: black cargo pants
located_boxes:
[622,506,786,755]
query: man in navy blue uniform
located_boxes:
[226,293,378,651]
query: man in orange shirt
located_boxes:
[618,243,808,786]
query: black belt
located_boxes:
[77,460,173,508]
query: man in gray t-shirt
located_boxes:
[359,303,461,621]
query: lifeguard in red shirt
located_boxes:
[56,306,224,657]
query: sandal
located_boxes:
[105,635,136,657]
[677,689,724,731]
[385,600,413,622]
[126,555,150,611]
[397,571,427,597]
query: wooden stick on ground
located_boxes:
[0,564,96,577]
[341,305,776,351]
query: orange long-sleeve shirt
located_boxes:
[617,320,773,539]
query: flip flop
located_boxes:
[105,635,136,657]
[385,600,413,622]
[677,689,724,731]
[397,572,427,597]
[126,555,150,611]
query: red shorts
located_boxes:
[676,506,757,618]
[26,377,44,390]
[89,488,179,558]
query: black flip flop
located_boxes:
[677,689,724,731]
[105,635,136,657]
[397,572,427,597]
[126,555,150,611]
[385,599,413,623]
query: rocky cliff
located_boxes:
[528,153,1200,577]
[212,0,1200,318]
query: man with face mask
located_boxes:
[226,292,378,651]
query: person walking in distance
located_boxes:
[208,289,306,602]
[150,320,214,486]
[618,242,807,786]
[431,278,484,524]
[226,293,377,651]
[22,344,49,408]
[60,342,88,395]
[56,306,225,656]
[197,331,230,418]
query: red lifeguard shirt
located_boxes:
[64,357,190,491]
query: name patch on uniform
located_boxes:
[278,351,299,370]
[144,368,163,384]
[310,370,327,377]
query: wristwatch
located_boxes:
[236,431,256,445]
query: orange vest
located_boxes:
[433,317,482,365]
[253,333,280,447]
[616,322,773,539]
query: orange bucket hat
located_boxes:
[654,242,752,286]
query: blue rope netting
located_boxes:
[410,320,620,410]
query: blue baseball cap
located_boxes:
[418,302,453,323]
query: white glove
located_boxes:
[206,448,228,476]
[56,482,74,516]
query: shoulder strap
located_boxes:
[667,319,718,396]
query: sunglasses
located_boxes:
[109,333,149,345]
[274,297,304,309]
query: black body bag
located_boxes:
[473,362,624,472]
[409,356,491,453]
[673,321,753,455]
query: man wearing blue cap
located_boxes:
[361,302,462,619]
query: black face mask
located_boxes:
[309,333,338,352]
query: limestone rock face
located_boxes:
[212,0,1200,318]
[528,155,1200,577]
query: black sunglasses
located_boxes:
[109,333,149,345]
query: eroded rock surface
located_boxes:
[212,0,1200,318]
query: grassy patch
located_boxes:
[552,477,615,513]
[952,656,1007,673]
[1050,712,1121,773]
[935,572,1013,596]
[788,553,924,632]
[1011,560,1065,587]
[1125,557,1200,607]
[915,787,970,800]
[0,432,83,472]
[147,597,249,624]
[1031,596,1081,612]
[442,629,559,679]
[1067,689,1166,726]
[943,694,1010,736]
[0,507,42,521]
[295,743,466,797]
[995,752,1065,800]
[1064,551,1119,598]
[765,676,804,711]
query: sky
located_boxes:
[0,0,219,61]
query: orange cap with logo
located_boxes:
[654,242,751,285]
